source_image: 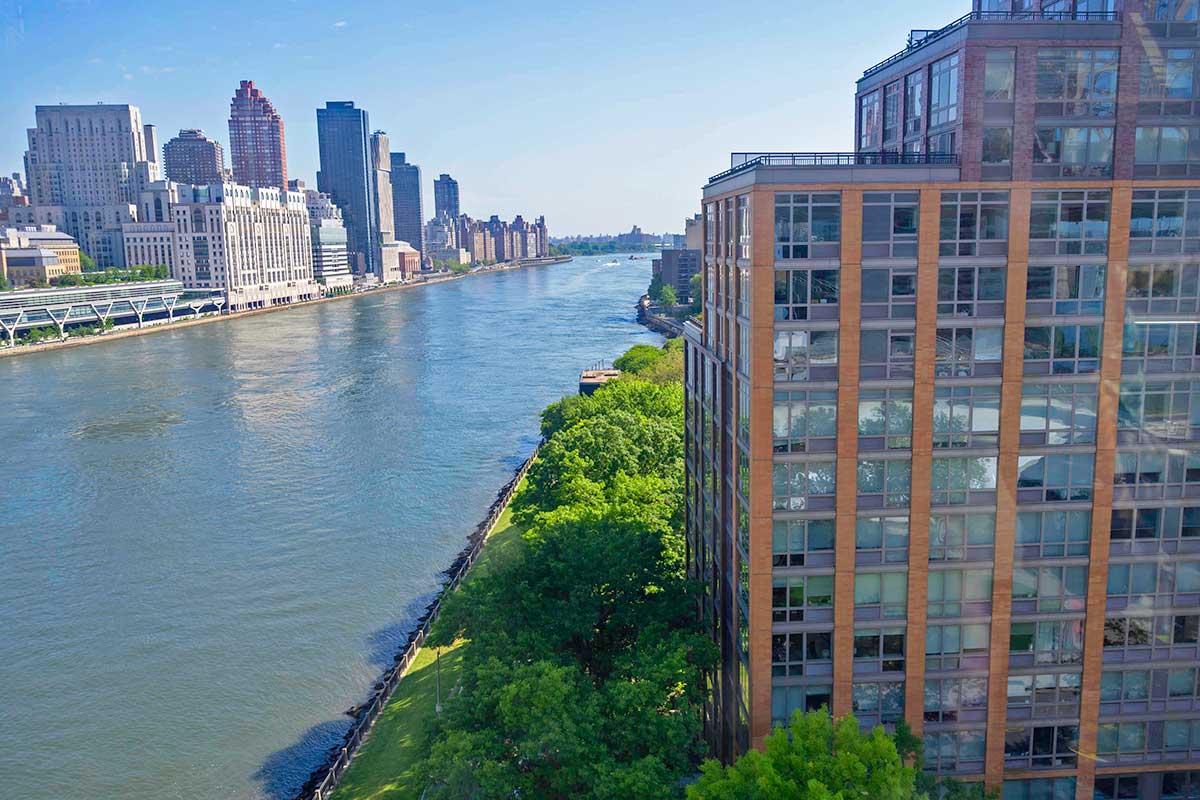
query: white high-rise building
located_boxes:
[298,188,353,293]
[171,183,318,312]
[15,104,161,267]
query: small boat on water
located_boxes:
[603,260,621,266]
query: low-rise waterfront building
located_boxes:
[0,225,82,286]
[171,183,318,312]
[0,279,227,345]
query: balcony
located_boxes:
[708,151,959,184]
[861,8,1121,80]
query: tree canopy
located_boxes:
[418,343,713,799]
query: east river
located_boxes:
[0,255,662,800]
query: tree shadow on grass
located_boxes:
[252,718,353,800]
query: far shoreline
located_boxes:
[0,255,573,361]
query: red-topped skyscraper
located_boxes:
[228,80,288,190]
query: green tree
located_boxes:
[614,343,665,374]
[647,273,665,303]
[690,274,703,313]
[660,284,678,307]
[79,251,97,271]
[689,710,919,800]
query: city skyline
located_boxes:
[0,0,966,234]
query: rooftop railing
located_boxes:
[861,9,1121,79]
[709,151,959,184]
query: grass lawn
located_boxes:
[329,492,527,800]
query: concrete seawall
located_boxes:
[296,447,539,800]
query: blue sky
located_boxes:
[2,0,967,235]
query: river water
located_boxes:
[0,255,660,800]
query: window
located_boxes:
[1029,190,1110,256]
[772,460,837,510]
[925,729,986,773]
[1099,668,1151,708]
[882,81,901,146]
[1141,47,1199,109]
[1019,383,1098,445]
[1013,565,1088,612]
[771,630,832,676]
[737,195,751,260]
[854,571,908,619]
[772,574,834,622]
[862,192,919,258]
[1001,778,1076,800]
[853,628,906,673]
[1108,559,1200,608]
[773,390,837,453]
[925,676,988,722]
[1016,453,1094,502]
[774,192,841,260]
[1119,378,1200,444]
[857,388,914,451]
[1025,264,1106,315]
[1130,189,1200,255]
[939,191,1009,256]
[860,90,881,151]
[1121,322,1200,375]
[985,48,1016,101]
[856,516,909,565]
[934,325,1004,377]
[773,518,835,568]
[929,53,960,128]
[1113,449,1200,497]
[857,459,911,509]
[1035,47,1118,117]
[937,265,1005,318]
[1007,672,1082,720]
[904,71,923,138]
[928,129,957,157]
[852,680,905,724]
[1135,126,1200,170]
[773,330,838,381]
[983,127,1014,166]
[1103,613,1200,656]
[1023,324,1102,374]
[773,267,839,320]
[1004,723,1079,769]
[771,684,833,726]
[932,456,999,505]
[1033,126,1114,178]
[928,568,994,617]
[933,384,1001,448]
[1127,261,1200,314]
[930,512,996,562]
[1010,619,1085,665]
[1097,718,1200,760]
[860,327,916,379]
[1111,505,1200,546]
[1153,0,1200,21]
[926,624,990,671]
[1015,510,1091,558]
[861,265,917,320]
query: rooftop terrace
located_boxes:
[861,8,1120,80]
[705,152,961,192]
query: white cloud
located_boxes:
[273,42,284,49]
[333,20,347,27]
[122,73,133,80]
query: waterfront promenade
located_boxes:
[0,255,570,359]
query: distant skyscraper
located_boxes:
[228,80,288,189]
[15,104,160,266]
[163,129,225,186]
[316,101,375,274]
[370,131,403,283]
[389,152,424,258]
[434,173,459,221]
